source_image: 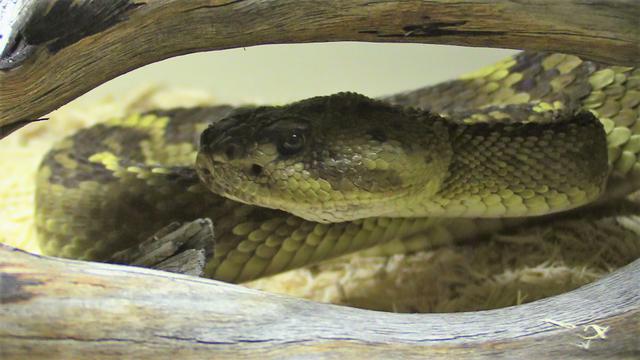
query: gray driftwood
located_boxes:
[0,244,638,359]
[0,0,639,136]
[109,218,214,276]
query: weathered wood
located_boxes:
[109,218,214,271]
[111,218,214,277]
[1,0,638,134]
[0,244,638,359]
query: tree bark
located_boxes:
[0,0,639,135]
[0,244,638,359]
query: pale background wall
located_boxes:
[75,43,518,105]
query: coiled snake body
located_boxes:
[35,52,640,283]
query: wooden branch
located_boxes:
[1,0,639,134]
[0,244,638,358]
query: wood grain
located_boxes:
[1,0,639,134]
[0,244,638,359]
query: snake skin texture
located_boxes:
[195,93,606,222]
[35,52,640,283]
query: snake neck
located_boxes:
[399,110,609,218]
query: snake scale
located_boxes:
[35,52,640,283]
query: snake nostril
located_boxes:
[250,164,263,177]
[225,144,238,160]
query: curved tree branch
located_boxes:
[0,0,639,135]
[1,244,638,359]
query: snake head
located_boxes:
[196,93,450,223]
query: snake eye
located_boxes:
[278,130,305,156]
